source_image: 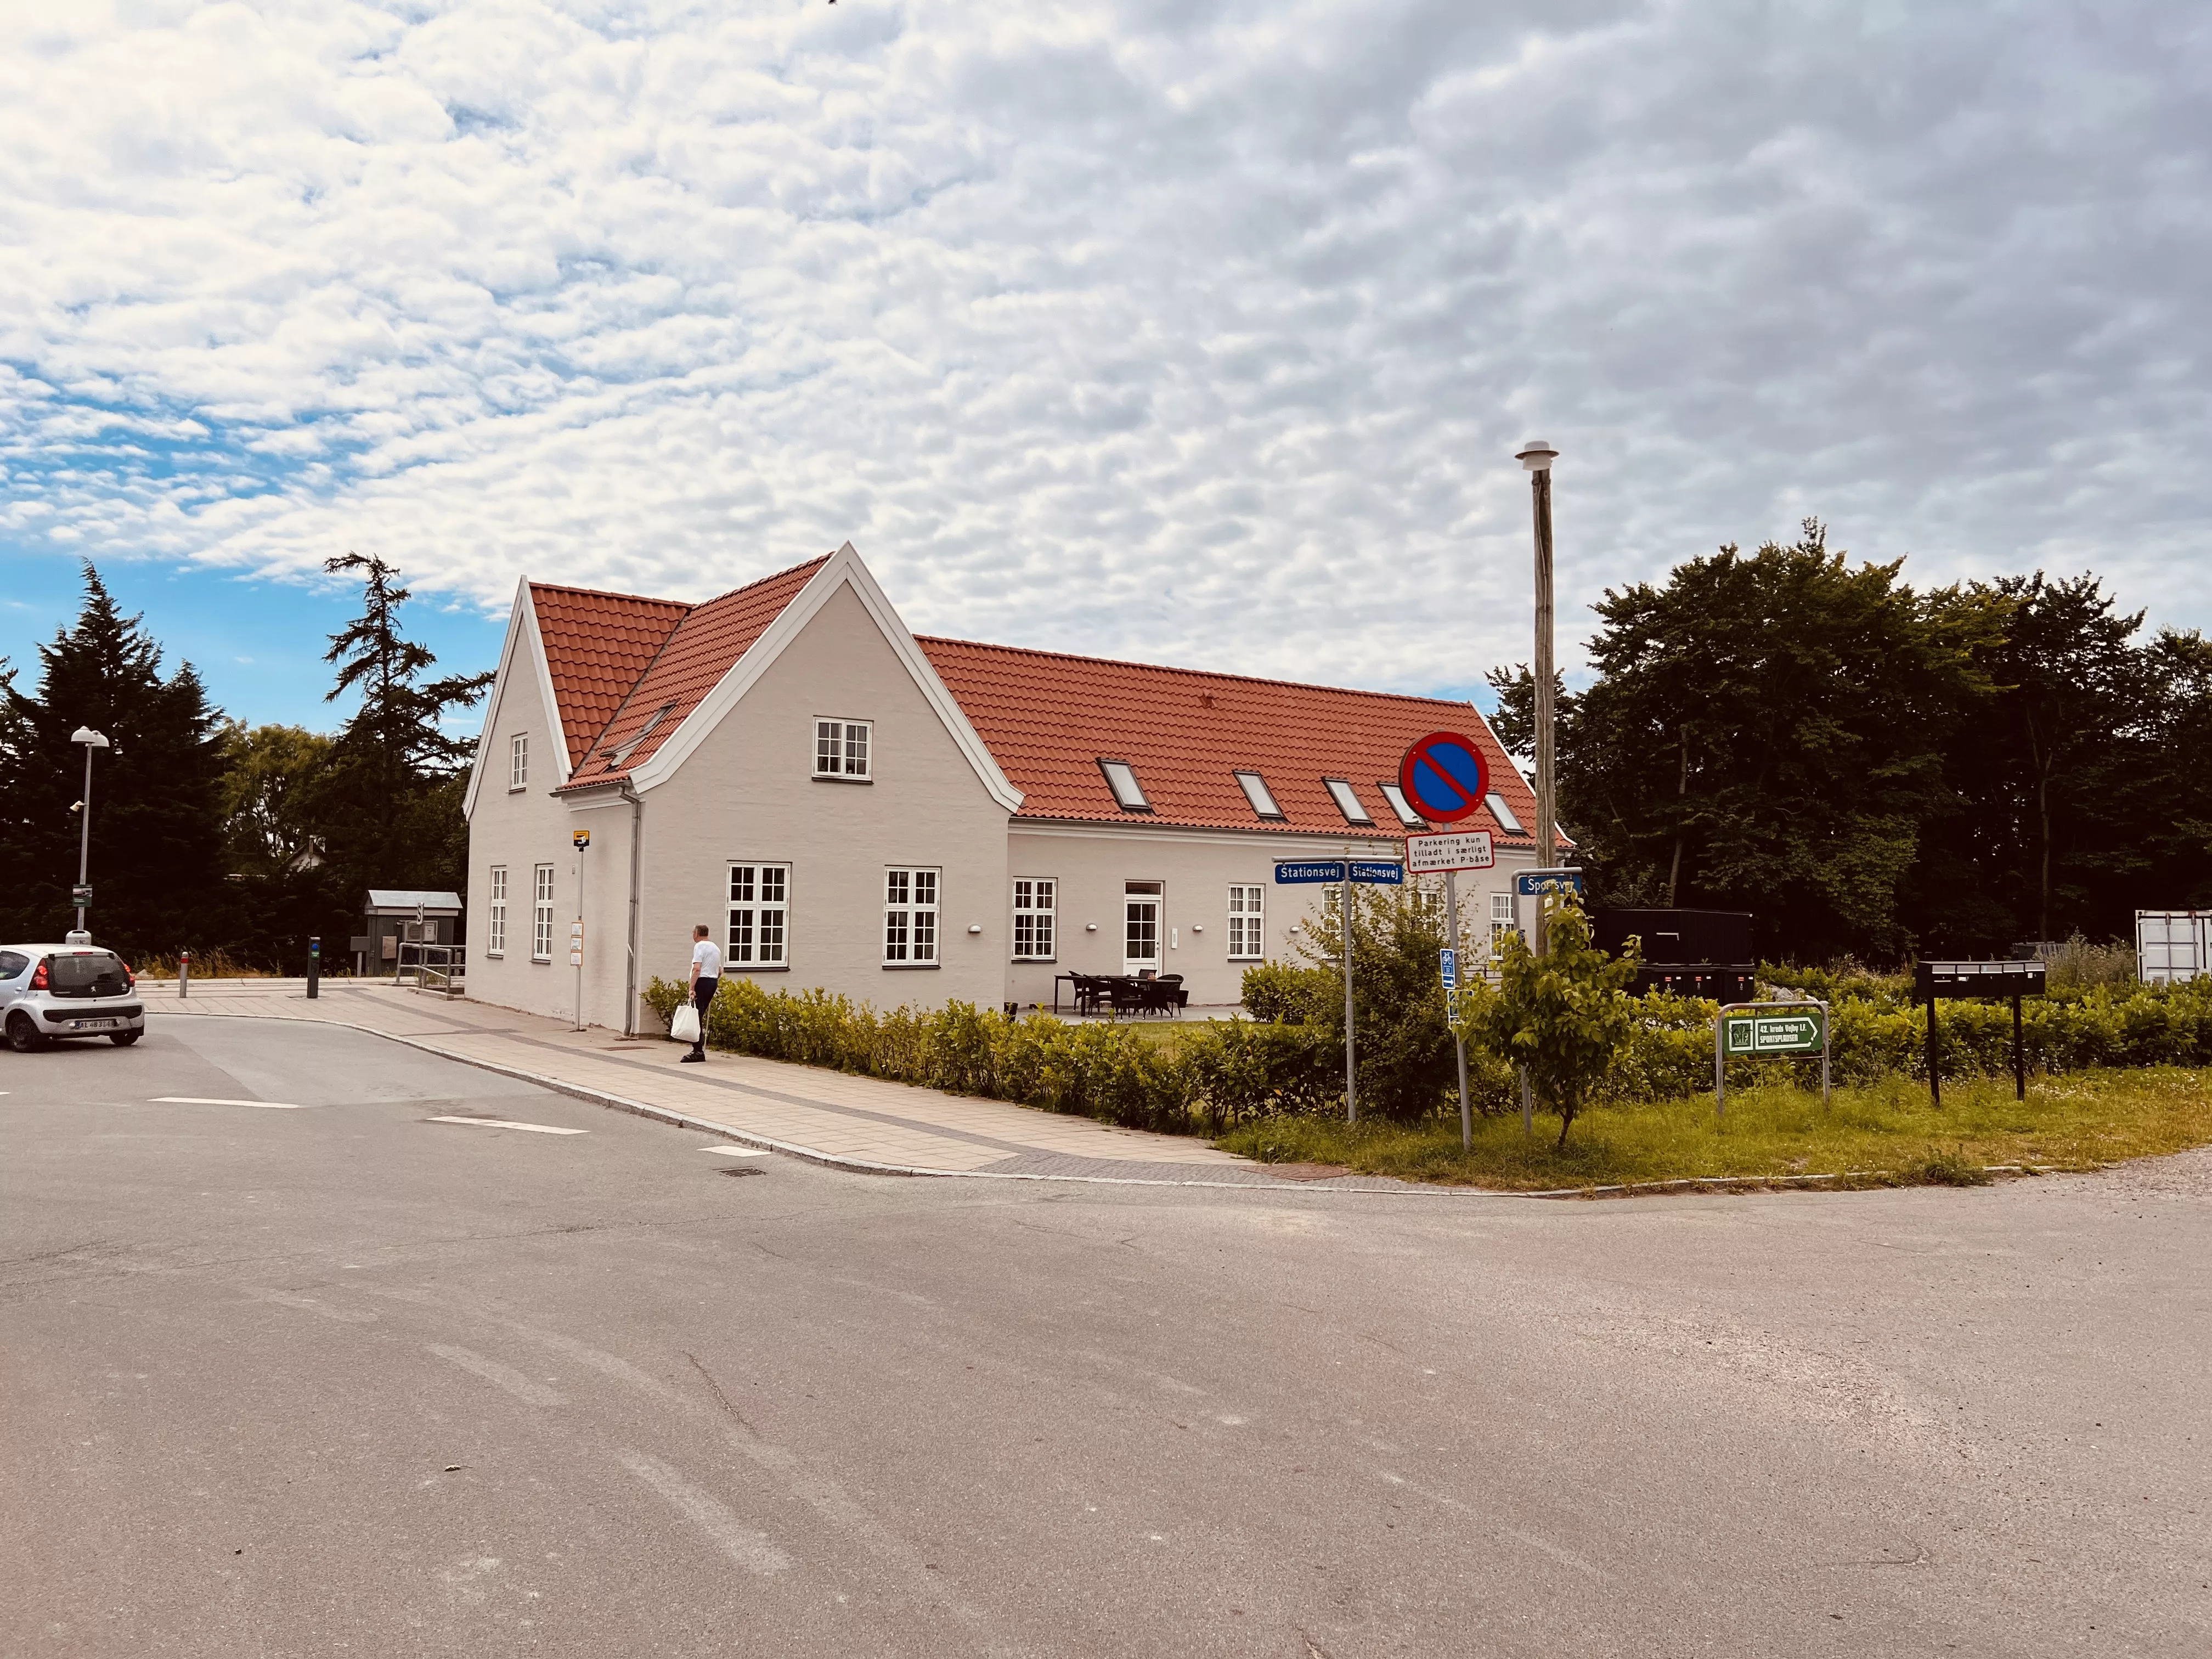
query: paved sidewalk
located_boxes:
[140,980,1412,1190]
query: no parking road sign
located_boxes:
[1398,731,1490,825]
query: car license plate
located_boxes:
[72,1018,119,1031]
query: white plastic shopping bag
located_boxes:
[670,1002,701,1043]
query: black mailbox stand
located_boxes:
[1914,960,2047,1108]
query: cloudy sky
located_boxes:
[2,0,2207,725]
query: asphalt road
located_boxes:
[2,1015,2208,1657]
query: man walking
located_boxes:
[683,924,720,1063]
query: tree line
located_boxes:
[0,557,488,969]
[1489,522,2212,964]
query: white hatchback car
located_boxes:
[0,945,146,1051]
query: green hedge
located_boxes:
[645,971,2212,1139]
[644,977,1340,1133]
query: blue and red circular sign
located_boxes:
[1399,731,1490,825]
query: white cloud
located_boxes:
[1,0,2207,693]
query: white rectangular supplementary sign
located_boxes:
[1405,830,1495,874]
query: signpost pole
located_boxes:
[574,832,589,1033]
[1342,863,1357,1125]
[1820,997,1831,1110]
[2013,992,2025,1102]
[1925,989,1941,1109]
[1446,870,1471,1151]
[1714,1017,1726,1121]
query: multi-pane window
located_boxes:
[487,866,507,956]
[884,867,939,963]
[510,732,529,790]
[1490,891,1517,955]
[727,864,791,966]
[1227,885,1265,959]
[815,719,871,779]
[1125,881,1161,971]
[533,864,555,961]
[1013,879,1056,960]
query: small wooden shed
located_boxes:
[351,890,464,977]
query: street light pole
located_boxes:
[70,727,111,940]
[1515,439,1560,955]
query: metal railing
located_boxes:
[396,941,466,997]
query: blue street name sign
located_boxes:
[1276,860,1345,884]
[1514,868,1584,899]
[1350,861,1403,885]
[1438,947,1457,989]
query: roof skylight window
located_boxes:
[1324,778,1373,826]
[605,703,675,770]
[1378,782,1424,828]
[1234,771,1284,820]
[1486,793,1525,835]
[1098,759,1153,813]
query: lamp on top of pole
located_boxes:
[1514,438,1560,955]
[69,727,111,944]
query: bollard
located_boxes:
[179,950,190,999]
[307,936,320,1000]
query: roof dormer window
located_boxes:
[1233,770,1284,821]
[1098,759,1152,813]
[1324,778,1373,826]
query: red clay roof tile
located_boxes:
[555,557,829,791]
[916,637,1543,843]
[526,561,1548,847]
[529,584,691,770]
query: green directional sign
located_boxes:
[1722,1010,1825,1056]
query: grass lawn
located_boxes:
[1214,1066,2212,1190]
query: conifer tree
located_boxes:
[0,565,230,956]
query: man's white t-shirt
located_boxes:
[692,939,723,980]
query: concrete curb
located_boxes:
[145,1008,2049,1200]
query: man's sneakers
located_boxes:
[679,1051,706,1064]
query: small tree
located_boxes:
[1458,899,1639,1148]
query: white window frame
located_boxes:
[1227,884,1265,960]
[1323,777,1373,825]
[815,718,872,780]
[1486,793,1525,836]
[509,732,529,791]
[1012,878,1056,961]
[1098,759,1152,813]
[1490,891,1518,956]
[727,863,791,967]
[1378,781,1424,828]
[532,864,555,962]
[487,866,507,957]
[1233,771,1284,821]
[1124,881,1162,974]
[884,867,939,964]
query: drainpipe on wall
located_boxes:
[622,784,644,1036]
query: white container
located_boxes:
[2136,911,2210,984]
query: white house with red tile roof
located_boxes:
[463,544,1556,1031]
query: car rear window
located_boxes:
[49,952,126,989]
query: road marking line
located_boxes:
[151,1096,308,1109]
[698,1146,773,1158]
[617,1449,792,1576]
[426,1344,566,1406]
[425,1115,588,1135]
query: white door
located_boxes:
[1124,882,1161,976]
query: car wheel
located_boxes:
[6,1013,48,1054]
[110,1031,140,1047]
